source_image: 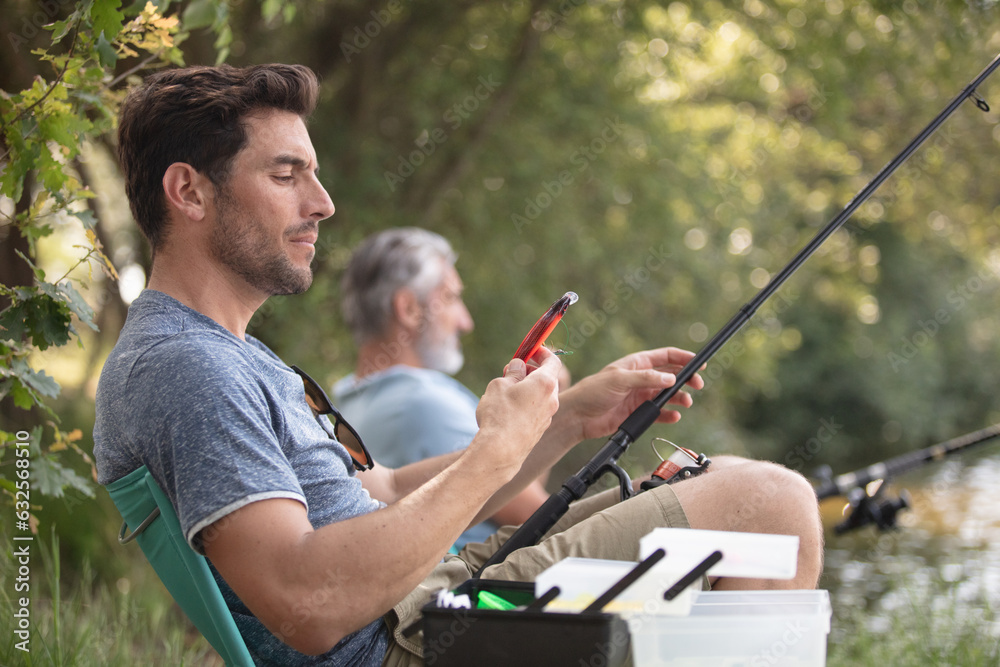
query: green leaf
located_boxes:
[66,207,97,229]
[32,455,95,499]
[0,302,29,342]
[34,299,73,349]
[214,21,232,50]
[95,32,118,68]
[14,249,46,282]
[214,23,232,64]
[123,0,149,15]
[49,281,98,331]
[38,113,74,149]
[38,107,92,156]
[7,380,34,410]
[0,129,38,202]
[50,19,73,43]
[36,145,68,193]
[11,358,61,399]
[0,290,73,350]
[91,0,125,41]
[182,0,219,30]
[261,0,283,23]
[20,222,55,245]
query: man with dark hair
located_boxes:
[94,63,823,666]
[116,64,320,255]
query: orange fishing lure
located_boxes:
[513,291,578,361]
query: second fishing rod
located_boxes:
[475,51,1000,577]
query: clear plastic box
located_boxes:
[534,557,698,615]
[628,589,832,666]
[639,527,800,580]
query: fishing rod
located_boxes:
[814,423,1000,534]
[475,52,1000,577]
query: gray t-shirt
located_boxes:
[94,289,389,666]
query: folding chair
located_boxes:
[107,465,255,667]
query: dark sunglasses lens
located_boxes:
[293,365,373,471]
[301,380,329,414]
[333,419,372,470]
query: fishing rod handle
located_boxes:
[473,425,645,575]
[474,487,573,577]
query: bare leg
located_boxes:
[670,455,824,590]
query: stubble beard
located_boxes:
[210,187,314,296]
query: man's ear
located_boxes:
[393,289,424,331]
[162,162,212,222]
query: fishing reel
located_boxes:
[834,479,911,535]
[640,438,711,492]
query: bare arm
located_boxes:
[356,424,549,530]
[362,346,705,529]
[354,447,463,504]
[203,354,561,655]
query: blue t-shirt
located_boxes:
[333,367,498,547]
[94,289,389,666]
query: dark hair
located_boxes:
[117,64,319,251]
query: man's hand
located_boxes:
[557,346,704,442]
[470,347,562,478]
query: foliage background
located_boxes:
[237,0,1000,482]
[2,0,1000,662]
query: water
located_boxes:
[819,452,1000,633]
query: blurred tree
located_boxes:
[221,0,1000,477]
[0,0,235,517]
[6,0,1000,504]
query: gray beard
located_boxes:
[416,335,464,375]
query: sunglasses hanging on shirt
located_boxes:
[292,365,374,472]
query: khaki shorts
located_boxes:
[381,483,691,666]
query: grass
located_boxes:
[3,530,999,666]
[827,587,1000,666]
[1,530,221,667]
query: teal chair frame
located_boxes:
[107,466,254,666]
